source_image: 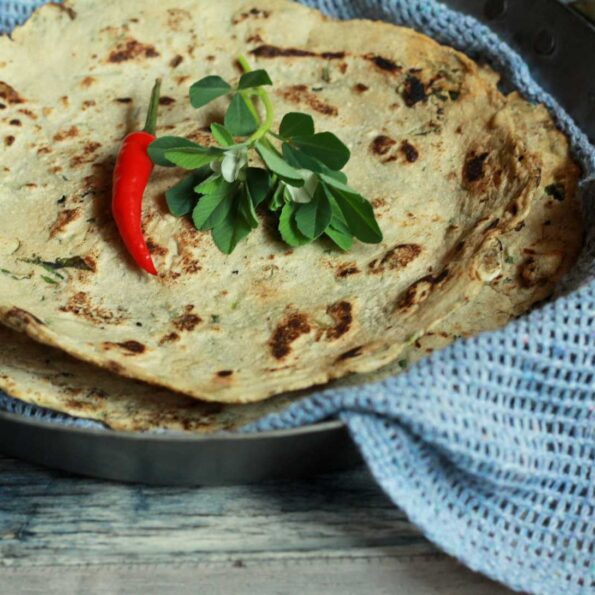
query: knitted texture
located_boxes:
[0,0,43,32]
[0,2,593,594]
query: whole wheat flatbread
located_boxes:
[0,0,581,404]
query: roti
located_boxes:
[0,0,581,404]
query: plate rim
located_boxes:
[0,409,344,441]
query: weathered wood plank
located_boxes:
[0,455,512,593]
[0,558,512,595]
[0,457,432,566]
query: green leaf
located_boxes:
[325,225,353,251]
[319,172,357,193]
[283,144,348,183]
[255,142,304,184]
[164,147,222,170]
[193,193,233,231]
[326,194,353,250]
[224,93,259,136]
[321,168,348,184]
[246,167,273,207]
[148,137,202,167]
[278,202,311,247]
[211,123,234,147]
[282,143,324,173]
[323,184,383,244]
[165,168,210,217]
[238,186,259,229]
[212,221,250,254]
[291,132,350,170]
[189,75,232,108]
[211,200,252,254]
[195,174,223,195]
[328,194,351,235]
[294,186,331,239]
[20,256,93,278]
[279,112,315,139]
[41,274,59,285]
[238,69,273,90]
[192,179,236,230]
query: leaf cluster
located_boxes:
[148,63,382,253]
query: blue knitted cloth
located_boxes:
[1,2,594,594]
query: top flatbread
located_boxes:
[0,0,581,403]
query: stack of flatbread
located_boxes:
[0,0,582,431]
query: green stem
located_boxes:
[268,130,285,141]
[239,90,260,122]
[248,89,275,144]
[237,56,259,119]
[236,55,275,145]
[236,54,253,75]
[259,135,278,154]
[143,78,162,135]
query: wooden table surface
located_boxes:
[0,455,513,594]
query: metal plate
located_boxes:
[0,0,593,485]
[0,414,361,485]
[449,0,595,142]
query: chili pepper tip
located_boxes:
[145,261,158,276]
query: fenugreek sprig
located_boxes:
[148,56,382,254]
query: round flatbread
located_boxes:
[0,0,581,403]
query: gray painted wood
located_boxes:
[0,455,512,594]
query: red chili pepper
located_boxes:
[112,79,161,276]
